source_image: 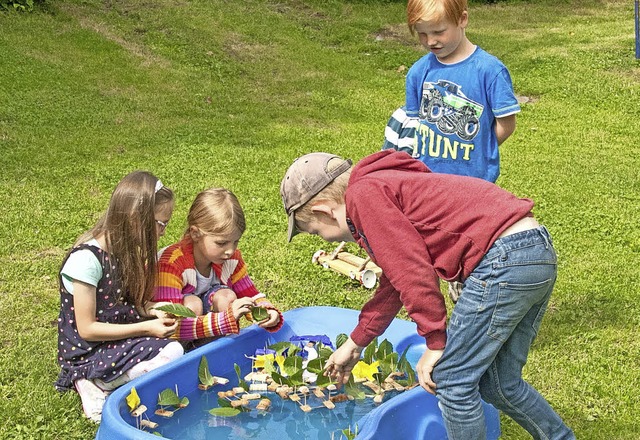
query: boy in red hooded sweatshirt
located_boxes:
[280,150,574,440]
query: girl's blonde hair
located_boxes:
[185,188,246,238]
[74,171,174,309]
[407,0,468,34]
[294,158,352,228]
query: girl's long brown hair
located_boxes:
[74,171,174,309]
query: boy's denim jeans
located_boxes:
[433,226,575,440]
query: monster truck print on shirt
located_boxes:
[419,80,484,141]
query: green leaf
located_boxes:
[288,369,305,387]
[209,407,241,417]
[154,303,197,318]
[306,357,324,374]
[398,356,417,385]
[250,306,269,322]
[336,333,348,349]
[157,388,181,407]
[315,372,334,388]
[363,338,378,364]
[268,341,300,357]
[271,372,292,387]
[379,352,398,380]
[317,346,334,362]
[282,355,303,376]
[376,339,394,360]
[199,356,215,387]
[344,376,366,400]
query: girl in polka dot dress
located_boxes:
[55,171,184,423]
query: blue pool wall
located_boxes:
[96,306,500,440]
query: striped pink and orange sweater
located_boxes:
[154,239,283,340]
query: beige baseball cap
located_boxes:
[280,152,352,242]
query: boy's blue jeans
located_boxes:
[433,226,575,440]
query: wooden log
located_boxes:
[322,400,336,409]
[363,381,382,394]
[131,405,147,417]
[212,376,229,385]
[140,419,158,429]
[256,398,271,411]
[154,409,174,418]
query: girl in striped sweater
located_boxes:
[154,188,282,343]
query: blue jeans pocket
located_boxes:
[487,277,554,343]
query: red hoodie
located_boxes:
[346,150,534,350]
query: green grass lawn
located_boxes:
[0,0,638,438]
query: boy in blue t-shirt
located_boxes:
[383,0,520,184]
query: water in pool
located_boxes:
[150,367,400,439]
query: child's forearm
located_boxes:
[173,306,239,340]
[495,114,516,145]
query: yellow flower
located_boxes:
[352,360,380,382]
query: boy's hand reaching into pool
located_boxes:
[416,348,444,394]
[324,337,364,384]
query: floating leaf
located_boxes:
[126,387,141,412]
[288,369,305,387]
[157,388,189,408]
[154,303,196,318]
[317,346,334,362]
[268,341,300,357]
[352,360,380,382]
[250,306,269,322]
[376,339,394,360]
[271,371,292,387]
[199,356,215,387]
[261,355,277,375]
[379,352,398,380]
[209,407,241,417]
[363,338,378,364]
[282,355,303,376]
[305,357,324,374]
[398,356,416,385]
[315,371,334,388]
[344,376,366,400]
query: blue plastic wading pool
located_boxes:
[96,306,500,440]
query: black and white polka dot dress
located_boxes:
[55,244,172,391]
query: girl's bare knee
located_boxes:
[211,288,237,312]
[183,295,204,316]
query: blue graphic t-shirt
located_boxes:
[405,46,520,182]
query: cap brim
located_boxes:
[287,211,298,242]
